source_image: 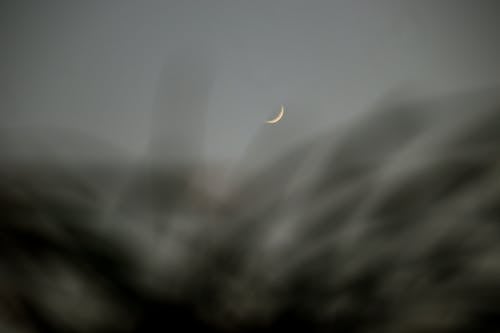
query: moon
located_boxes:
[266,105,285,124]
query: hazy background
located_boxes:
[1,0,500,166]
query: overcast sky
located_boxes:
[2,0,500,165]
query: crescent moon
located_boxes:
[266,105,285,124]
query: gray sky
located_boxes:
[2,0,500,165]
